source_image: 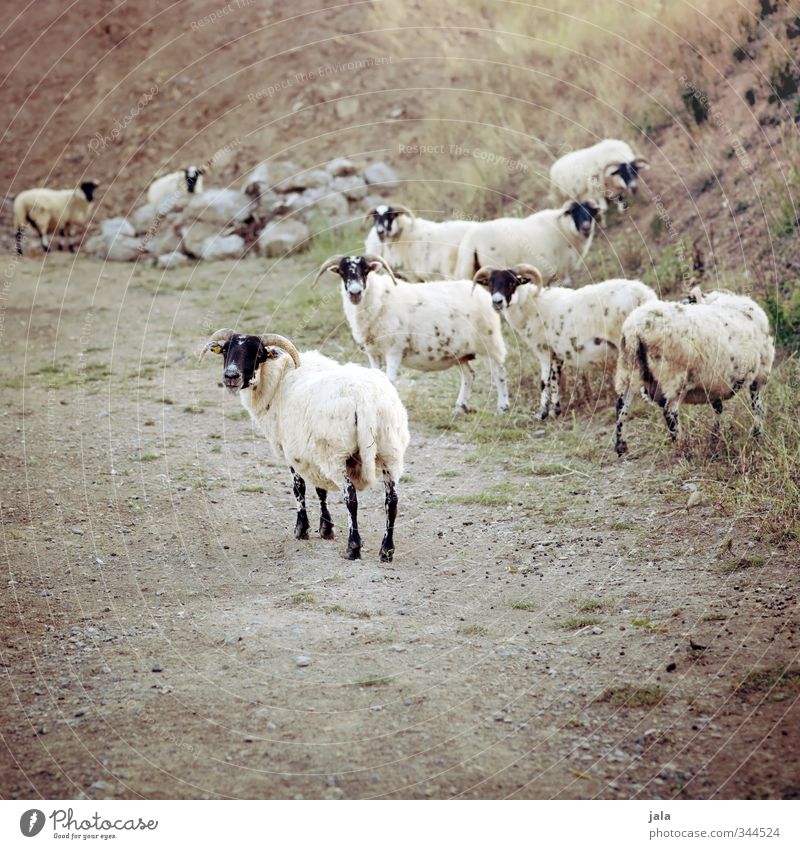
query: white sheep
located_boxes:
[549,138,649,213]
[454,201,600,286]
[313,254,510,414]
[146,165,204,211]
[202,330,409,561]
[613,286,775,455]
[14,181,99,255]
[364,204,476,280]
[473,265,656,419]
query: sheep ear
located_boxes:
[634,157,650,171]
[329,266,342,276]
[604,163,622,178]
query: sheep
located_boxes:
[146,165,204,211]
[313,254,510,414]
[364,204,477,280]
[473,264,656,420]
[613,286,775,456]
[201,330,410,561]
[454,201,601,286]
[549,138,649,213]
[14,181,99,255]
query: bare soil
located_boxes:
[1,255,798,799]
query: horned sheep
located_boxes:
[14,181,99,255]
[454,201,600,286]
[473,265,656,419]
[313,254,510,414]
[613,287,774,456]
[549,138,649,213]
[364,204,477,280]
[202,330,409,561]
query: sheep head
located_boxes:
[312,254,398,304]
[201,329,300,394]
[364,204,414,239]
[473,264,543,312]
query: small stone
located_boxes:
[71,527,84,535]
[687,490,705,509]
[591,626,604,635]
[151,663,163,673]
[90,780,114,792]
[295,655,311,667]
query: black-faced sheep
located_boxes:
[549,138,649,213]
[454,202,601,286]
[364,204,477,280]
[14,181,99,255]
[474,264,656,419]
[202,330,409,561]
[313,254,510,414]
[147,166,204,210]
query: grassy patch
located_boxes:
[559,616,603,630]
[289,592,315,606]
[631,617,669,633]
[355,674,390,688]
[457,623,488,637]
[719,554,767,573]
[577,599,604,613]
[239,485,266,493]
[510,600,538,612]
[598,685,665,708]
[735,664,800,696]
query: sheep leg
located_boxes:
[342,476,361,560]
[549,359,563,417]
[662,400,682,443]
[537,358,551,420]
[366,350,381,370]
[750,381,765,438]
[15,228,23,256]
[454,360,475,414]
[490,358,509,413]
[385,351,402,384]
[710,399,723,456]
[614,386,636,456]
[315,487,335,540]
[379,470,398,563]
[290,467,310,540]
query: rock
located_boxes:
[244,180,280,213]
[275,168,332,194]
[245,160,299,190]
[143,224,182,257]
[331,175,367,202]
[326,157,358,177]
[130,204,158,234]
[311,191,350,222]
[100,217,135,238]
[687,490,705,509]
[83,233,144,262]
[180,220,227,257]
[184,188,253,225]
[197,234,245,261]
[591,626,604,635]
[257,219,310,257]
[151,663,162,672]
[157,250,189,269]
[334,99,360,120]
[363,161,399,186]
[90,780,114,792]
[295,655,311,667]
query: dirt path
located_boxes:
[1,255,798,799]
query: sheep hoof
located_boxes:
[294,523,310,540]
[453,404,475,415]
[496,404,509,415]
[535,409,548,421]
[615,440,628,457]
[345,545,361,561]
[319,522,335,540]
[379,547,394,563]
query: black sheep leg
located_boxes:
[342,476,361,560]
[379,471,398,563]
[290,466,310,540]
[316,487,335,540]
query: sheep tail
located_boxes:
[354,407,379,489]
[636,337,663,405]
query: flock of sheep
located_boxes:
[12,139,775,561]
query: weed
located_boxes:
[598,685,665,708]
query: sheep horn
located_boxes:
[261,333,301,369]
[472,265,496,293]
[364,208,377,227]
[363,254,399,286]
[511,264,543,286]
[311,255,346,287]
[199,327,234,361]
[633,156,650,170]
[390,204,416,220]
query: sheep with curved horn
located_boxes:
[201,328,409,562]
[316,254,510,414]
